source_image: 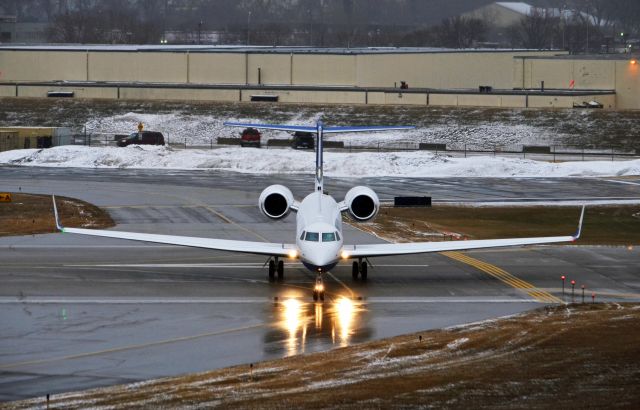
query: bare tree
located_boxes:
[435,16,487,48]
[508,8,559,49]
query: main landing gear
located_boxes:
[352,258,368,280]
[268,257,284,281]
[313,273,325,301]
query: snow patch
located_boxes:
[446,337,470,350]
[2,145,640,178]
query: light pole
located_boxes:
[561,4,566,50]
[308,9,312,46]
[247,11,252,45]
[198,20,203,45]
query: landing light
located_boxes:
[631,59,638,65]
[341,250,350,259]
[288,249,298,259]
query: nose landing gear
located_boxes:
[313,273,325,301]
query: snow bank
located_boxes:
[1,145,640,178]
[85,111,553,148]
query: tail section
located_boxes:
[224,121,415,194]
[315,121,324,192]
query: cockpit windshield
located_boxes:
[305,232,319,242]
[322,232,336,242]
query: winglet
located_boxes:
[573,205,586,240]
[52,195,64,232]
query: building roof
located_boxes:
[495,2,533,15]
[0,44,560,55]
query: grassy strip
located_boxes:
[366,205,640,245]
[0,193,114,236]
[8,303,639,409]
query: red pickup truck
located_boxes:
[240,128,261,148]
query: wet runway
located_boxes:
[1,167,639,401]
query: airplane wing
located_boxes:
[224,122,316,133]
[52,197,295,258]
[344,206,585,258]
[323,126,415,134]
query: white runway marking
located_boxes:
[63,263,431,268]
[0,245,181,249]
[601,179,640,187]
[0,297,269,304]
[0,296,537,304]
[366,297,539,303]
[65,263,299,268]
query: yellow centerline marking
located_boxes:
[0,323,265,370]
[442,251,563,304]
[326,271,355,298]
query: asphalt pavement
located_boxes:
[1,167,639,401]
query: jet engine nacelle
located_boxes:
[259,184,295,220]
[344,186,380,222]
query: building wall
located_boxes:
[89,52,188,83]
[188,53,246,84]
[0,50,86,81]
[355,51,560,89]
[521,57,638,108]
[0,48,636,109]
[0,49,560,89]
[292,54,357,86]
[615,60,640,109]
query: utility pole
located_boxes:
[247,11,252,45]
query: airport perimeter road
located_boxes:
[1,167,639,401]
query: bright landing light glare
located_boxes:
[282,298,305,356]
[335,297,355,346]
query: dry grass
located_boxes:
[6,303,639,409]
[361,205,640,245]
[0,193,114,236]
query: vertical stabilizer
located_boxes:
[315,121,324,193]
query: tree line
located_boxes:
[2,0,639,49]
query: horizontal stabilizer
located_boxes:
[224,122,415,134]
[224,122,316,133]
[324,125,415,134]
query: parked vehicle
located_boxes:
[291,131,314,149]
[240,128,261,148]
[117,131,165,147]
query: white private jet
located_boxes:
[52,120,585,301]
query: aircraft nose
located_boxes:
[308,245,339,267]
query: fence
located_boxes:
[69,134,640,161]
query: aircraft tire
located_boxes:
[268,260,275,281]
[277,260,284,280]
[361,261,368,280]
[352,261,359,280]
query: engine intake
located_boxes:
[344,186,379,221]
[259,185,294,219]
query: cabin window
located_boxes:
[322,232,336,242]
[305,232,319,242]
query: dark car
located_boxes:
[117,131,165,147]
[292,131,314,149]
[240,128,261,148]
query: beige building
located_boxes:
[0,127,73,151]
[0,45,636,109]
